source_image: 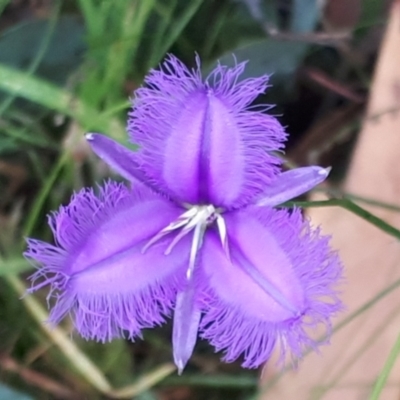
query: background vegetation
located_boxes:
[0,0,395,399]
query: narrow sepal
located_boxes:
[172,280,201,374]
[256,166,331,207]
[86,133,160,191]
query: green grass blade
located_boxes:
[315,188,400,212]
[257,275,400,398]
[78,0,102,37]
[369,331,400,400]
[0,0,62,116]
[108,364,176,398]
[1,121,58,149]
[0,258,32,276]
[284,199,400,240]
[149,0,203,68]
[312,306,400,399]
[147,0,177,68]
[162,374,257,388]
[0,63,125,138]
[0,0,11,15]
[21,152,68,244]
[5,274,112,394]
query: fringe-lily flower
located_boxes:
[25,55,343,372]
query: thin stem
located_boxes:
[311,306,400,400]
[21,152,69,248]
[5,274,112,393]
[257,275,400,398]
[369,331,400,400]
[284,199,400,240]
[161,374,257,388]
[314,187,400,213]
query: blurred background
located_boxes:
[0,0,396,399]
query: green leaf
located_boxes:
[0,15,85,85]
[215,39,308,84]
[0,0,11,15]
[0,63,125,139]
[359,0,385,28]
[0,258,32,276]
[0,136,18,153]
[147,0,203,68]
[82,340,133,387]
[211,1,319,89]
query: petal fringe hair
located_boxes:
[200,207,344,368]
[127,54,287,208]
[25,181,183,342]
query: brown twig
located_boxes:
[0,354,78,399]
[304,67,365,103]
[264,29,350,46]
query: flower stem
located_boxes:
[284,199,400,240]
[369,330,400,400]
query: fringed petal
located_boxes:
[256,166,331,207]
[199,207,343,368]
[25,181,188,342]
[127,54,286,209]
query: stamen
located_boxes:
[165,223,195,255]
[141,207,199,253]
[165,207,209,255]
[187,223,206,279]
[143,204,230,280]
[216,214,230,261]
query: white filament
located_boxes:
[142,205,229,279]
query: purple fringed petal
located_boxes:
[25,181,188,342]
[127,54,286,209]
[199,207,343,368]
[256,166,331,207]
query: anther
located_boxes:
[142,204,231,279]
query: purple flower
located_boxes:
[25,55,343,372]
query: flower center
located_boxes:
[142,204,229,279]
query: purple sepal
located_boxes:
[256,166,331,207]
[86,133,159,191]
[172,280,201,374]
